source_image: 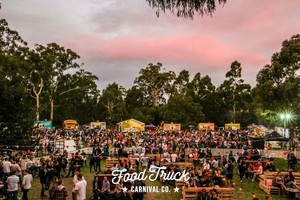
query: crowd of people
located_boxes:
[0,127,298,200]
[0,147,88,200]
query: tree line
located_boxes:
[1,18,300,144]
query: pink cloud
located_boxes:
[62,33,236,70]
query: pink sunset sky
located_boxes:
[1,0,300,89]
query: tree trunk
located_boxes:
[50,97,54,121]
[36,94,40,121]
[31,78,43,121]
[233,102,236,123]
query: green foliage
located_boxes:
[161,94,204,129]
[255,34,300,125]
[98,83,127,127]
[1,15,300,145]
[146,0,227,19]
[134,63,176,107]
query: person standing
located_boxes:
[2,157,11,179]
[132,180,146,200]
[288,153,297,171]
[238,160,246,182]
[6,169,20,200]
[53,179,68,200]
[38,163,48,197]
[225,160,234,187]
[22,169,33,200]
[89,155,95,173]
[11,161,22,186]
[72,170,85,200]
[95,155,101,172]
[74,173,87,200]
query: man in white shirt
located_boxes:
[2,157,11,178]
[22,169,33,200]
[75,173,87,200]
[141,156,149,170]
[203,160,210,171]
[73,170,85,200]
[211,158,219,170]
[6,169,20,200]
[171,152,178,163]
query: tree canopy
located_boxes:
[1,17,300,144]
[146,0,227,18]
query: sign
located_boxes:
[33,120,52,130]
[198,123,215,130]
[111,166,188,193]
[163,123,181,131]
[90,121,106,130]
[54,139,76,153]
[225,123,240,130]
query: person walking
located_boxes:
[6,169,20,200]
[22,169,33,200]
[53,179,68,200]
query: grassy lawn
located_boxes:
[25,158,289,200]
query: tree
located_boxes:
[186,73,220,123]
[0,19,33,144]
[146,0,227,19]
[171,69,190,96]
[34,43,81,121]
[53,69,99,124]
[26,48,48,121]
[187,72,215,102]
[255,34,300,115]
[134,63,175,107]
[219,61,252,124]
[161,94,204,129]
[0,19,27,55]
[99,83,126,127]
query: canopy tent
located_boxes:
[264,130,289,141]
[248,131,289,149]
[145,123,156,131]
[117,119,145,132]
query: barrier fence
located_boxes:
[106,147,300,159]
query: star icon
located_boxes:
[122,187,128,192]
[174,187,180,192]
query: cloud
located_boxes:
[2,0,300,89]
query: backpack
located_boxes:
[50,185,57,199]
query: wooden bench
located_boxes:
[259,172,300,195]
[245,160,268,165]
[175,180,187,188]
[181,186,234,200]
[161,162,193,171]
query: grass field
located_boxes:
[24,158,291,200]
